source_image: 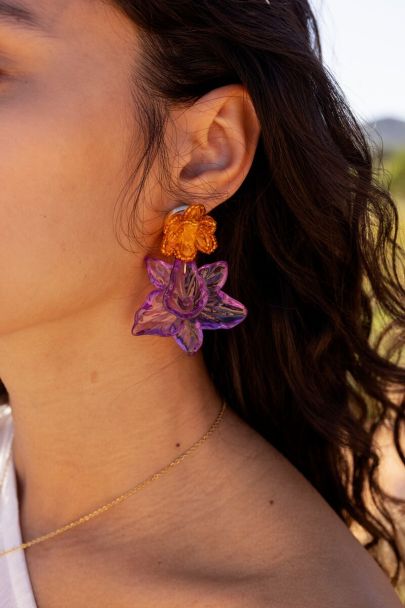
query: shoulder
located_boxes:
[203,407,403,607]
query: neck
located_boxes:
[0,297,224,548]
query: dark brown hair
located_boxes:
[4,0,405,592]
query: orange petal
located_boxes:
[196,231,218,254]
[199,215,217,234]
[184,203,206,221]
[163,214,183,234]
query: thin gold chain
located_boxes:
[0,400,226,558]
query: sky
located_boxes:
[310,0,405,123]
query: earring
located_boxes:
[131,202,248,354]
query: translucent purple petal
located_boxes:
[132,255,248,353]
[163,259,208,319]
[145,256,173,288]
[197,260,228,292]
[173,319,204,353]
[131,289,178,337]
[198,290,248,330]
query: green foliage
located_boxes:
[379,148,405,200]
[369,147,404,397]
[372,148,405,246]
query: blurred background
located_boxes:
[312,0,405,240]
[312,2,405,602]
[312,0,405,356]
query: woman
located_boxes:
[0,0,404,606]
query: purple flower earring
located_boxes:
[131,203,248,354]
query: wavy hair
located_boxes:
[3,0,405,593]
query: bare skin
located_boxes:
[21,408,403,607]
[0,1,402,606]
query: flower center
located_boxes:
[162,260,208,320]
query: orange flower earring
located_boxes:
[161,202,218,261]
[131,203,248,354]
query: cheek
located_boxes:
[0,82,137,333]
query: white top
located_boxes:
[0,404,37,608]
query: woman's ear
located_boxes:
[169,84,261,211]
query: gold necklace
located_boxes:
[0,400,226,558]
